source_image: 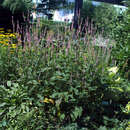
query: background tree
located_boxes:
[80,0,119,36]
[74,0,83,29]
[1,0,33,13]
[112,0,130,79]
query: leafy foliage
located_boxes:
[0,19,129,129]
[1,0,33,13]
[0,1,129,128]
[80,0,129,79]
[81,0,118,36]
[112,0,130,79]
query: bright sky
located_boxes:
[32,0,127,22]
[33,0,41,3]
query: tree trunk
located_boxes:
[74,0,83,30]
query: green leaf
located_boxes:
[0,109,5,116]
[71,107,83,121]
[2,120,7,126]
[97,126,107,130]
[7,81,11,87]
[60,114,65,121]
[0,103,6,107]
[40,67,51,73]
[27,80,39,85]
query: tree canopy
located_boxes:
[1,0,33,13]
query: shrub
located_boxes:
[112,0,130,79]
[80,0,118,36]
[0,19,129,129]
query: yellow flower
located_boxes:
[0,34,5,37]
[48,99,54,104]
[11,44,17,49]
[43,98,54,104]
[9,34,15,37]
[4,39,9,42]
[0,31,4,33]
[4,43,9,46]
[43,98,49,103]
[0,31,17,47]
[0,28,4,31]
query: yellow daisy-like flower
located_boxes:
[9,34,16,37]
[48,99,54,104]
[43,98,50,103]
[43,98,54,104]
[0,34,5,37]
[11,44,17,49]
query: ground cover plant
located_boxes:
[0,6,130,129]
